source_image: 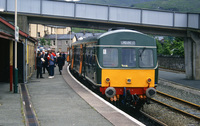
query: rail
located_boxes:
[152,91,200,121]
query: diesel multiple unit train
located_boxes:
[69,29,158,108]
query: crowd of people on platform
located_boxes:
[36,50,66,79]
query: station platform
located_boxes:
[159,69,200,90]
[0,65,144,126]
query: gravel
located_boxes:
[142,79,200,126]
[157,79,200,105]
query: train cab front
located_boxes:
[97,47,157,108]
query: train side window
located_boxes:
[85,49,89,65]
[89,49,92,65]
[103,48,118,67]
[139,49,154,67]
[121,49,136,67]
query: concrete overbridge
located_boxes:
[0,0,200,80]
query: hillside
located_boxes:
[80,0,155,7]
[79,0,200,13]
[133,0,200,13]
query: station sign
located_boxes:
[15,26,19,41]
[121,40,136,46]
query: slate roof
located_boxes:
[0,16,37,42]
[75,32,103,40]
[44,34,76,40]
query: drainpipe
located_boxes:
[22,41,25,83]
[25,39,27,83]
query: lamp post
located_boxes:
[14,0,18,93]
[56,26,57,52]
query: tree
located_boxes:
[171,38,184,56]
[156,37,184,56]
[46,39,51,46]
[156,39,163,55]
[39,38,51,46]
[162,40,172,55]
[39,38,46,46]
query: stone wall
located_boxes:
[158,56,185,72]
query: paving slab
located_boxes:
[0,83,24,126]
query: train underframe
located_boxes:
[100,87,151,109]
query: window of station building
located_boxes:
[103,48,118,67]
[52,41,56,46]
[37,32,40,38]
[139,49,154,67]
[121,49,136,67]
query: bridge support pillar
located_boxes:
[184,31,200,80]
[184,37,193,79]
[17,15,29,33]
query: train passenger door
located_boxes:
[92,47,97,83]
[67,47,70,62]
[71,46,74,69]
[79,44,83,74]
[82,44,86,77]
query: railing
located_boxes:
[0,0,199,29]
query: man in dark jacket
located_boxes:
[56,53,64,75]
[36,52,44,78]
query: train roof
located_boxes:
[72,29,155,46]
[98,29,144,39]
[72,35,99,45]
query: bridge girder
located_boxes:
[1,13,189,37]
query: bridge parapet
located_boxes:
[0,0,199,30]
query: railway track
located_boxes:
[72,70,200,125]
[152,91,200,121]
[139,110,168,126]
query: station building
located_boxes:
[29,24,71,38]
[44,33,77,52]
[0,16,37,89]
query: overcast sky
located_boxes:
[65,0,80,1]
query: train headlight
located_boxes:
[106,78,110,83]
[126,78,132,84]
